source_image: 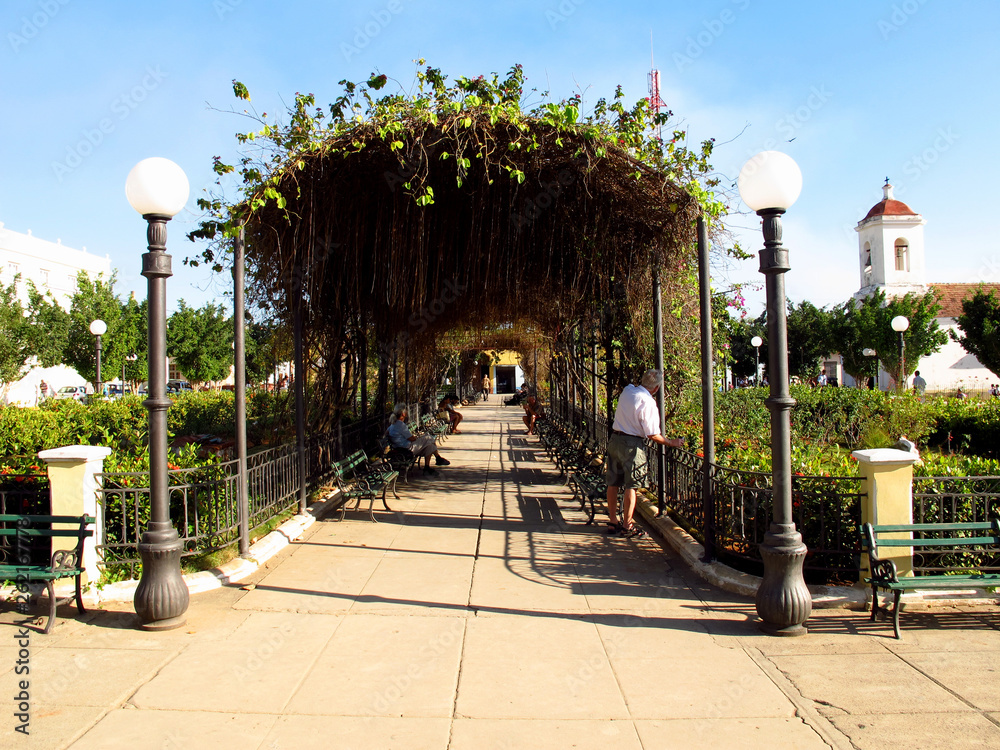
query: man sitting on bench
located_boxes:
[522,395,544,435]
[387,403,450,475]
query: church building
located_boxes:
[845,182,999,393]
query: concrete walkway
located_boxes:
[3,402,1000,749]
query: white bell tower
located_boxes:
[855,180,927,299]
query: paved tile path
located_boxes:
[3,401,1000,748]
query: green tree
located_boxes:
[826,301,871,387]
[118,294,149,386]
[728,313,767,382]
[65,272,124,386]
[785,301,832,380]
[0,279,29,383]
[952,286,1000,379]
[167,300,233,384]
[849,288,948,390]
[24,281,71,367]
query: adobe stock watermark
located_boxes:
[896,126,959,194]
[740,84,833,167]
[214,0,244,20]
[964,252,1000,285]
[7,0,72,54]
[50,66,168,183]
[340,0,407,62]
[546,0,586,30]
[674,0,751,72]
[231,622,294,680]
[878,0,929,40]
[510,168,577,229]
[369,619,464,714]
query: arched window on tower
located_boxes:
[863,242,872,282]
[894,238,909,272]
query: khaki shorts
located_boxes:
[604,433,649,489]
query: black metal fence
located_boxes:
[0,475,51,567]
[911,475,1000,574]
[95,417,393,576]
[551,397,864,583]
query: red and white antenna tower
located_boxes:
[648,39,665,143]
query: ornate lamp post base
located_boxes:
[756,523,812,636]
[134,523,189,631]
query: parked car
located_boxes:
[54,385,87,402]
[166,380,193,394]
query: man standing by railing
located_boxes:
[605,369,684,538]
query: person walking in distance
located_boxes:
[481,374,491,402]
[605,370,684,539]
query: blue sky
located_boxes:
[2,0,997,316]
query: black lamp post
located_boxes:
[126,157,190,630]
[862,348,878,390]
[751,335,763,386]
[89,319,106,395]
[891,315,909,392]
[738,151,811,636]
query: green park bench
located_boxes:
[330,451,399,523]
[0,514,94,634]
[861,520,1000,638]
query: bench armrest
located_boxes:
[870,558,898,584]
[51,549,80,573]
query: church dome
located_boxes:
[862,181,917,221]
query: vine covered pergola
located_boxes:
[193,63,726,430]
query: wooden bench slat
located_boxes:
[873,522,995,532]
[870,536,999,547]
[0,515,95,524]
[0,528,94,538]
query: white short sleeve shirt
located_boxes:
[611,384,660,437]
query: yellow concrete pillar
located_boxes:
[37,445,112,585]
[852,448,920,578]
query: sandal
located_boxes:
[604,523,623,535]
[621,525,645,539]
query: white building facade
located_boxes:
[846,183,999,394]
[0,221,111,309]
[1,222,112,405]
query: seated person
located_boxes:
[387,403,450,475]
[438,394,463,434]
[522,395,544,435]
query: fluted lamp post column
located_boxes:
[89,319,106,396]
[738,151,811,636]
[891,315,909,393]
[126,157,190,631]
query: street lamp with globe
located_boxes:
[89,319,107,395]
[891,315,909,392]
[751,335,763,385]
[126,156,190,630]
[738,150,811,636]
[862,348,878,390]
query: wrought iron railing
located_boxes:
[0,475,51,567]
[549,397,864,583]
[911,475,1000,574]
[95,428,380,576]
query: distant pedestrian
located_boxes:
[955,387,968,400]
[604,370,684,539]
[912,371,927,395]
[39,381,50,400]
[816,369,828,387]
[991,384,999,399]
[481,375,491,401]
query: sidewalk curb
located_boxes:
[636,497,1000,609]
[1,490,345,607]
